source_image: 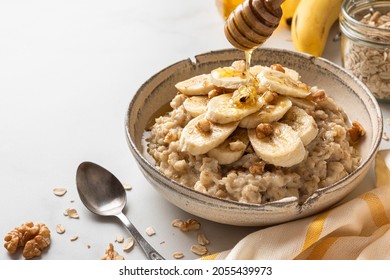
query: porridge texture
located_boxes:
[147,61,362,204]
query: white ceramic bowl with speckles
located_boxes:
[125,48,383,226]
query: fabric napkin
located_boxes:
[202,150,390,260]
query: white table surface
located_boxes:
[1,0,389,260]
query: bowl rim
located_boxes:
[125,47,383,210]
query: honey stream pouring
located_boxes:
[224,0,285,51]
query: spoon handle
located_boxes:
[116,212,165,260]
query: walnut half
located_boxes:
[4,222,51,259]
[348,121,366,144]
[101,243,125,260]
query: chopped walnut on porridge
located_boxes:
[146,61,363,204]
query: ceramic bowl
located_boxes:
[125,48,383,226]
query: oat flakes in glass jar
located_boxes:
[340,0,390,102]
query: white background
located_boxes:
[1,0,389,261]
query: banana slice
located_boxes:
[183,96,209,118]
[180,114,239,156]
[258,69,311,98]
[284,67,300,81]
[206,91,263,124]
[250,65,300,81]
[207,128,249,165]
[288,96,316,111]
[248,122,305,167]
[281,106,319,145]
[210,67,247,89]
[239,96,292,128]
[175,74,215,96]
[249,65,267,77]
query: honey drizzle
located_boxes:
[245,49,253,84]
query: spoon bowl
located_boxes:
[76,161,164,260]
[76,162,126,216]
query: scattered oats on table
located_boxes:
[53,187,67,196]
[197,233,210,246]
[115,234,124,243]
[70,235,78,241]
[123,237,135,252]
[146,226,156,236]
[64,208,79,219]
[56,224,65,234]
[191,244,208,256]
[122,183,132,191]
[383,132,389,141]
[173,252,184,259]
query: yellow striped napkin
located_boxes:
[203,150,390,260]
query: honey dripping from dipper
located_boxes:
[224,0,284,84]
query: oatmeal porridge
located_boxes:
[146,61,363,204]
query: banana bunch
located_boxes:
[175,62,320,167]
[282,0,343,57]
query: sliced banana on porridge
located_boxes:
[206,89,263,124]
[250,65,300,81]
[183,96,209,118]
[175,74,215,96]
[281,106,319,146]
[207,128,249,165]
[288,96,316,111]
[239,94,293,128]
[258,69,311,98]
[179,114,239,156]
[147,60,364,205]
[210,67,247,90]
[248,122,306,167]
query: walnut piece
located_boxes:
[101,243,125,260]
[195,119,211,134]
[249,162,266,175]
[256,123,274,139]
[349,121,366,143]
[270,64,285,73]
[262,90,278,104]
[4,222,51,259]
[171,218,201,232]
[307,89,326,103]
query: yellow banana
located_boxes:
[291,0,342,57]
[281,0,301,26]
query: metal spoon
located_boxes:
[76,161,164,260]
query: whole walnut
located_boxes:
[4,222,51,259]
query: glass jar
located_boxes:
[339,0,390,102]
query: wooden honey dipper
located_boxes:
[224,0,285,51]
